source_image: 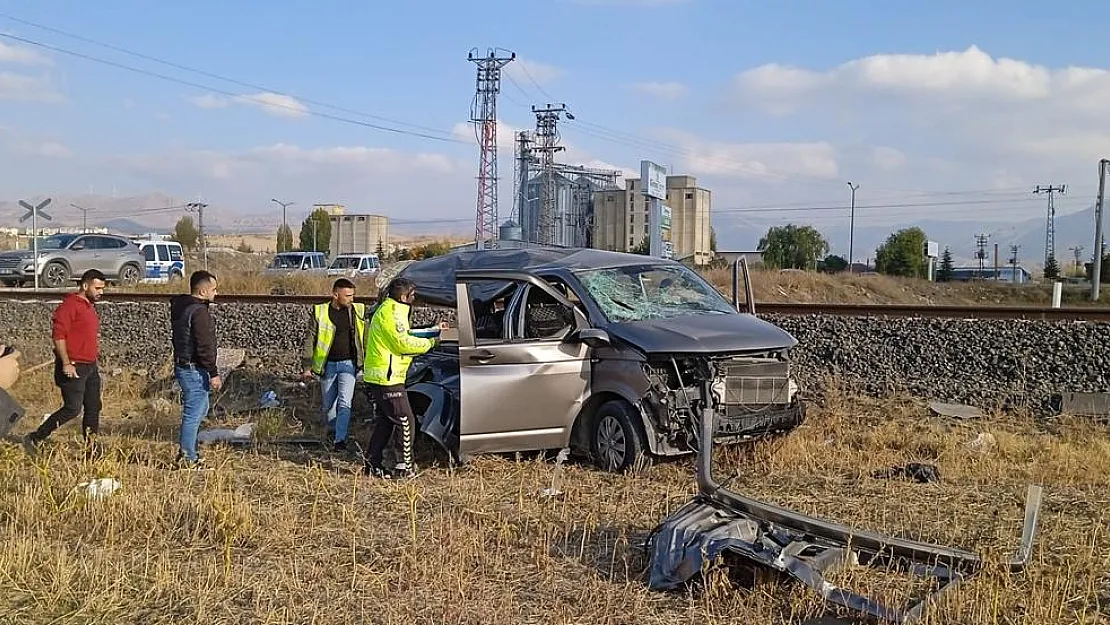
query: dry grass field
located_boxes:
[1,362,1108,624]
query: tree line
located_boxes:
[757,224,948,279]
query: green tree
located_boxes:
[630,236,650,255]
[173,216,198,251]
[821,254,848,273]
[235,239,254,254]
[874,227,929,278]
[276,224,294,252]
[299,208,332,253]
[937,246,955,282]
[375,239,387,259]
[1043,254,1060,280]
[757,224,828,270]
[413,241,452,259]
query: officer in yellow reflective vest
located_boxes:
[362,276,446,479]
[301,278,367,451]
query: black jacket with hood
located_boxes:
[170,294,218,377]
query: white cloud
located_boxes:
[23,141,72,159]
[187,92,308,118]
[0,41,52,66]
[0,72,63,103]
[629,81,687,101]
[188,93,228,110]
[504,58,565,88]
[654,128,839,181]
[871,146,906,171]
[234,92,308,118]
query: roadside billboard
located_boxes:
[641,160,667,200]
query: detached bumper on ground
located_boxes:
[646,392,1044,624]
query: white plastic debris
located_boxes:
[76,478,121,500]
[542,448,571,498]
[966,432,996,453]
[197,422,254,443]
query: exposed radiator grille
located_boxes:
[713,357,792,406]
[0,258,23,269]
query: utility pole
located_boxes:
[69,203,95,233]
[468,47,515,251]
[847,181,859,273]
[186,201,209,270]
[974,233,989,279]
[1069,245,1084,277]
[271,198,294,251]
[1010,244,1020,283]
[1034,184,1066,269]
[1094,160,1108,301]
[532,103,571,246]
[993,243,999,280]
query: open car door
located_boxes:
[453,269,593,459]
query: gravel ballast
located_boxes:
[1,298,1105,415]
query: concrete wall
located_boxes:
[3,298,1106,415]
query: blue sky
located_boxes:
[2,0,1110,260]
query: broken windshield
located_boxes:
[574,263,736,322]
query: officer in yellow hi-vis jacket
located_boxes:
[301,278,367,451]
[362,276,446,479]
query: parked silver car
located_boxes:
[0,233,146,288]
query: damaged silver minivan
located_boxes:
[394,248,806,472]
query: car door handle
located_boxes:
[469,350,496,363]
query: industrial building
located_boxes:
[593,174,713,265]
[513,171,621,248]
[327,211,389,256]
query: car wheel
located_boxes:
[589,400,650,473]
[41,262,69,288]
[119,263,141,286]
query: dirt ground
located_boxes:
[0,362,1107,624]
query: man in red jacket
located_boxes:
[25,269,106,447]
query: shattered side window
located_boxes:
[575,264,735,322]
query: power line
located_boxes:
[712,196,1078,214]
[0,13,460,139]
[0,31,468,145]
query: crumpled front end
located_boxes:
[636,353,806,456]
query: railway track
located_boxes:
[0,290,1108,321]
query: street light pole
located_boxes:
[70,203,95,233]
[847,181,860,273]
[271,198,294,250]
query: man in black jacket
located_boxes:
[170,270,221,468]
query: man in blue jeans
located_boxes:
[301,278,366,451]
[170,270,221,468]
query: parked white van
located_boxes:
[327,253,381,279]
[137,239,185,283]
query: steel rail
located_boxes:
[0,290,1108,321]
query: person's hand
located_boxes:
[210,375,223,392]
[438,321,450,331]
[62,363,78,378]
[301,369,315,381]
[0,346,21,390]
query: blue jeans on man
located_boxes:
[176,365,211,463]
[320,359,357,445]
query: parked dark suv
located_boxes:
[0,233,147,288]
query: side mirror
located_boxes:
[573,327,610,349]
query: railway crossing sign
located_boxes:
[17,198,53,291]
[18,198,52,223]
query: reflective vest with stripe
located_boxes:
[310,302,366,375]
[363,298,435,386]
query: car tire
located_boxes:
[119,263,141,286]
[589,399,650,473]
[41,261,69,289]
